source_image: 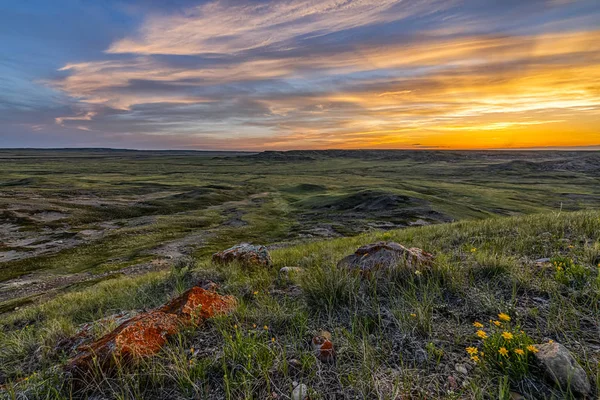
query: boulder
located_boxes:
[534,341,591,397]
[337,241,434,273]
[66,286,236,377]
[212,243,272,268]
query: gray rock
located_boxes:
[534,257,551,263]
[455,363,468,375]
[337,241,434,273]
[212,243,272,268]
[291,383,309,400]
[534,341,591,397]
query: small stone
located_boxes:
[414,348,428,364]
[446,375,458,391]
[312,334,335,363]
[288,358,302,370]
[291,383,308,400]
[534,257,551,263]
[454,363,468,375]
[510,392,526,400]
[534,341,591,397]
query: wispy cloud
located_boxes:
[35,0,600,149]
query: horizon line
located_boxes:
[1,145,599,152]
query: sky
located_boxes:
[1,0,599,150]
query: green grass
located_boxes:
[1,210,599,398]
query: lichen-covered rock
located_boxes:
[534,341,591,397]
[212,243,272,268]
[312,331,335,363]
[66,286,236,377]
[337,241,434,273]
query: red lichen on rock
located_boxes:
[312,334,335,363]
[159,286,237,323]
[66,285,236,377]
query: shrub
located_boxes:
[551,256,591,289]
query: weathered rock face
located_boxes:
[337,241,434,273]
[534,341,591,397]
[66,286,236,377]
[212,243,272,268]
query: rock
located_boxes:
[455,363,468,375]
[414,348,428,364]
[312,333,335,363]
[291,383,309,400]
[337,241,434,274]
[288,358,302,370]
[534,257,551,263]
[66,286,236,377]
[447,375,458,391]
[212,243,272,268]
[534,341,591,397]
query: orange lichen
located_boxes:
[312,335,335,363]
[66,285,236,377]
[114,312,180,357]
[159,287,237,323]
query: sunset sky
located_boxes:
[1,0,599,150]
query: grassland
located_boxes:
[1,149,599,398]
[1,210,599,398]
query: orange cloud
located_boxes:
[49,0,600,149]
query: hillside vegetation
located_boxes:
[1,210,599,399]
[2,149,600,315]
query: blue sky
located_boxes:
[1,0,599,150]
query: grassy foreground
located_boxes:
[1,210,600,399]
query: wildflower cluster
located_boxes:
[551,256,591,288]
[467,313,538,378]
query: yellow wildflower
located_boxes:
[234,324,238,329]
[470,247,477,253]
[190,347,194,354]
[253,324,257,328]
[498,347,509,357]
[527,345,539,353]
[498,313,511,322]
[253,291,259,295]
[493,320,502,327]
[410,313,417,318]
[466,347,478,355]
[414,270,422,276]
[502,331,514,340]
[548,339,554,344]
[470,355,480,363]
[514,349,525,356]
[476,330,488,339]
[263,325,269,330]
[473,321,484,328]
[272,337,276,342]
